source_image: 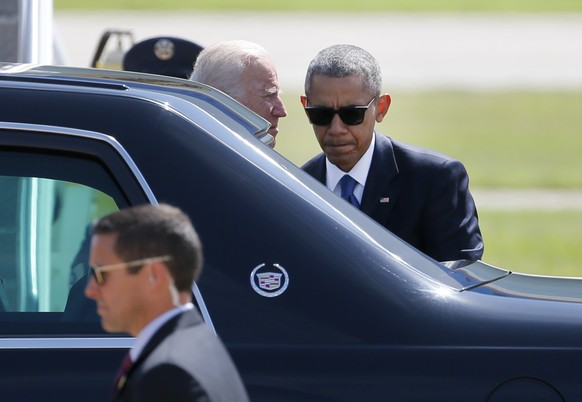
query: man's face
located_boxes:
[237,58,287,148]
[303,74,389,172]
[84,233,148,336]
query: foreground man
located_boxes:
[301,44,483,262]
[85,204,249,402]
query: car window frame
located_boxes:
[0,122,214,345]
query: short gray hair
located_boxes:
[190,40,270,100]
[304,44,382,97]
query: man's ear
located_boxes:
[375,94,391,123]
[300,95,307,108]
[148,261,169,286]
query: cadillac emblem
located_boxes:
[250,263,289,297]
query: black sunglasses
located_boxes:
[304,96,377,126]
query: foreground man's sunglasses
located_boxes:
[89,255,172,285]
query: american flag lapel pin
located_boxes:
[380,197,390,203]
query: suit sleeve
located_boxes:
[421,159,484,262]
[133,364,210,402]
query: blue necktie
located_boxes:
[339,175,360,208]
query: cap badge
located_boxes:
[154,39,175,60]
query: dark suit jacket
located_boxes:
[302,133,483,262]
[113,309,249,402]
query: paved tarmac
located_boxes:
[55,11,582,91]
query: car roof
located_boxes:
[0,63,273,146]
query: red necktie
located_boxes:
[109,353,133,400]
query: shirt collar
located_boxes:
[325,132,376,191]
[130,303,194,362]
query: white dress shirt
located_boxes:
[325,133,376,205]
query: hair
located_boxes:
[304,44,382,98]
[92,203,203,292]
[190,40,271,100]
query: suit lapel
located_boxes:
[305,154,327,184]
[303,135,401,226]
[120,309,203,394]
[360,133,401,224]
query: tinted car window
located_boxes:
[0,148,125,335]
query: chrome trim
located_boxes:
[193,283,214,331]
[0,337,134,349]
[0,122,216,335]
[0,122,157,202]
[258,132,275,147]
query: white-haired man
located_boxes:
[190,40,287,148]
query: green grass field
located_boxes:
[479,210,582,277]
[279,90,582,277]
[54,0,582,12]
[279,90,582,189]
[54,0,582,277]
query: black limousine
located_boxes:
[0,64,581,402]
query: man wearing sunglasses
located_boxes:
[85,204,249,402]
[301,44,483,263]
